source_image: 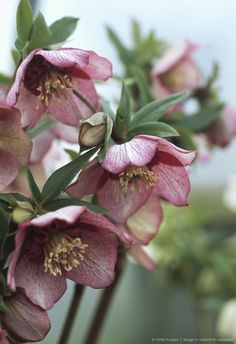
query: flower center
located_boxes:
[44,232,88,276]
[36,72,73,108]
[119,166,157,192]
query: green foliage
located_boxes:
[0,208,9,258]
[16,0,33,45]
[25,167,42,204]
[129,65,153,104]
[41,148,98,204]
[43,198,107,213]
[113,82,131,140]
[128,121,179,139]
[47,17,79,46]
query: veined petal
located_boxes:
[152,152,191,206]
[97,178,151,224]
[83,50,113,80]
[102,136,158,174]
[65,226,117,288]
[0,149,19,191]
[126,191,163,244]
[13,256,67,310]
[2,290,51,342]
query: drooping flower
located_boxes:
[0,289,50,343]
[151,41,201,100]
[67,135,196,233]
[207,106,236,147]
[0,104,32,191]
[6,48,112,128]
[7,206,131,310]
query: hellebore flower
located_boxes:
[67,135,196,233]
[0,289,50,343]
[7,206,131,310]
[151,41,201,100]
[207,107,236,147]
[0,104,32,191]
[6,48,112,128]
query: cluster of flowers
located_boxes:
[0,3,235,343]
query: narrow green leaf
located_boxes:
[11,49,21,66]
[132,19,142,46]
[0,207,9,257]
[26,167,41,203]
[170,105,223,132]
[16,0,33,43]
[130,65,153,104]
[106,27,132,64]
[43,198,107,214]
[131,91,187,126]
[47,17,79,45]
[41,148,98,203]
[64,149,80,160]
[113,82,131,139]
[26,11,51,53]
[128,121,179,139]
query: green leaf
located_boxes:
[43,198,107,214]
[101,100,116,120]
[113,82,131,139]
[28,116,57,139]
[106,26,132,64]
[98,114,113,162]
[16,0,33,44]
[47,17,79,46]
[11,49,21,66]
[131,91,188,127]
[41,147,98,204]
[0,207,9,257]
[170,104,223,132]
[64,149,80,160]
[128,121,179,139]
[26,167,41,203]
[26,11,51,53]
[130,65,153,104]
[132,19,142,46]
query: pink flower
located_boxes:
[151,41,201,99]
[7,206,131,310]
[1,289,50,342]
[67,135,196,243]
[0,104,32,191]
[207,107,236,147]
[6,48,112,128]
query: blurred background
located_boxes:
[2,0,236,342]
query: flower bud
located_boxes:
[12,201,35,224]
[79,112,112,148]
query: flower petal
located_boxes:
[126,191,163,244]
[152,151,191,206]
[0,149,19,191]
[83,50,112,80]
[48,77,98,125]
[128,245,156,270]
[66,159,108,199]
[12,256,67,310]
[65,225,117,288]
[2,290,51,342]
[97,178,151,224]
[30,130,54,163]
[102,135,158,174]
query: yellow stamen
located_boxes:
[119,166,157,193]
[44,232,88,276]
[36,73,73,109]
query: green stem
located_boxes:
[83,252,126,344]
[58,284,84,344]
[73,89,97,113]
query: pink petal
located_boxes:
[83,50,113,80]
[2,290,51,342]
[102,136,158,174]
[48,77,97,125]
[126,191,163,244]
[52,122,78,143]
[13,256,67,310]
[157,138,196,166]
[152,152,191,206]
[97,178,151,224]
[65,226,117,288]
[0,329,8,344]
[0,149,19,191]
[128,245,156,270]
[66,159,108,199]
[37,48,89,69]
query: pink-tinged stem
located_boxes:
[83,252,126,344]
[72,89,97,114]
[58,284,85,344]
